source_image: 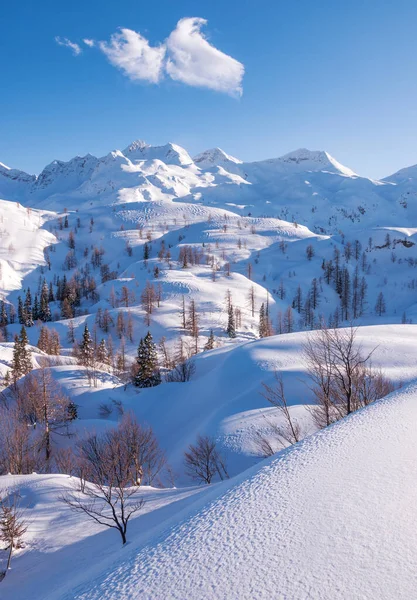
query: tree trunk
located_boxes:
[6,539,13,571]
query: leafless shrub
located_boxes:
[0,490,27,579]
[184,435,229,484]
[53,447,76,475]
[260,373,302,445]
[98,402,113,419]
[303,325,395,429]
[0,405,38,475]
[165,359,196,383]
[111,398,124,417]
[252,430,275,458]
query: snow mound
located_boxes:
[71,381,417,600]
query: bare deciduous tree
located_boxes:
[0,491,27,580]
[17,363,74,467]
[184,435,229,484]
[165,359,196,383]
[303,325,395,428]
[0,405,37,475]
[60,414,164,544]
[260,373,302,445]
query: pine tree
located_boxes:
[292,286,303,313]
[375,292,386,316]
[67,401,78,420]
[97,338,110,365]
[226,303,236,338]
[259,303,267,337]
[186,300,199,353]
[306,244,315,260]
[204,330,215,351]
[48,282,55,302]
[11,326,32,384]
[24,288,33,326]
[79,324,94,368]
[37,326,49,353]
[17,296,24,325]
[310,278,320,310]
[0,300,8,328]
[39,281,51,322]
[32,295,39,321]
[134,331,161,387]
[143,243,150,261]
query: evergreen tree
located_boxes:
[48,282,55,302]
[143,243,150,261]
[292,286,303,313]
[17,296,24,325]
[310,278,320,310]
[134,331,161,387]
[32,295,39,321]
[0,300,8,328]
[79,324,94,367]
[37,326,49,353]
[67,401,78,420]
[24,288,33,327]
[204,329,215,351]
[226,304,236,338]
[11,326,32,384]
[375,292,386,316]
[259,303,267,337]
[97,338,110,365]
[39,281,52,322]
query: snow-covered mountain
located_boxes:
[2,138,417,598]
[3,139,416,232]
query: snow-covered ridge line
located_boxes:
[0,140,360,179]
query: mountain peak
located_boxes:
[277,148,357,177]
[193,147,242,168]
[122,140,193,166]
[122,140,150,155]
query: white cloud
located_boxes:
[55,36,82,56]
[58,17,244,95]
[98,28,165,84]
[165,17,244,97]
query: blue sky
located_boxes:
[1,0,417,178]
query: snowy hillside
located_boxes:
[1,368,416,599]
[1,137,417,598]
[67,380,417,600]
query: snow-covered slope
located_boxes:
[0,199,55,294]
[1,370,416,600]
[69,380,417,600]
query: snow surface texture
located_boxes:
[67,382,417,600]
[71,381,417,600]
